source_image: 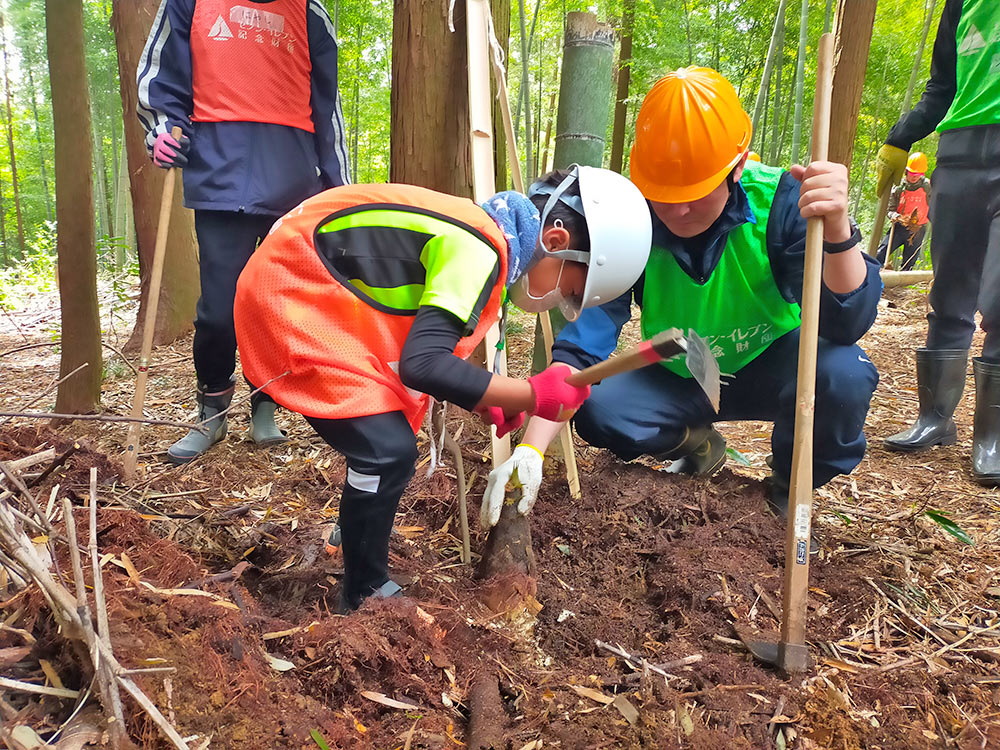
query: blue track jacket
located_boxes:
[137,0,351,215]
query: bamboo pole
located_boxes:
[122,126,182,481]
[466,0,511,467]
[485,4,581,498]
[778,31,835,674]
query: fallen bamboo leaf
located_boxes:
[39,657,64,688]
[569,684,614,705]
[924,510,974,545]
[265,654,295,672]
[119,552,141,585]
[309,729,331,750]
[611,694,639,725]
[360,690,423,711]
[678,704,695,736]
[51,707,105,750]
[820,658,860,674]
[10,725,45,750]
[211,600,241,611]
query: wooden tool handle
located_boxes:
[123,126,183,481]
[565,328,685,387]
[779,33,836,671]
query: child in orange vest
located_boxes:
[234,167,652,611]
[876,152,931,270]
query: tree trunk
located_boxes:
[609,0,635,175]
[90,98,111,241]
[751,0,791,150]
[491,0,511,190]
[829,0,877,169]
[111,0,200,349]
[790,0,809,164]
[901,0,937,114]
[1,12,25,258]
[25,57,52,223]
[680,0,694,65]
[48,0,103,414]
[113,133,133,268]
[350,22,362,182]
[768,7,785,164]
[390,0,474,195]
[824,0,834,33]
[515,0,533,181]
[0,168,6,265]
[539,91,556,175]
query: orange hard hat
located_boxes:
[906,151,928,173]
[630,67,752,203]
[747,151,762,162]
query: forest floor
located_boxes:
[0,283,998,750]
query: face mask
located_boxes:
[507,259,583,321]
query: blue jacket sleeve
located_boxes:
[136,0,195,153]
[768,173,881,346]
[307,0,352,187]
[550,286,636,370]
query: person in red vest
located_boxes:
[876,152,931,271]
[234,168,653,611]
[137,0,350,463]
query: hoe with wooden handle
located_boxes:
[738,32,836,673]
[122,126,184,482]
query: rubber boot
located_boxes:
[166,381,234,464]
[249,392,287,447]
[655,425,727,477]
[766,473,819,555]
[885,349,969,452]
[972,358,1000,487]
[337,579,403,615]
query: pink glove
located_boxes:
[152,132,190,169]
[480,406,525,438]
[528,364,591,422]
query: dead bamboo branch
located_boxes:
[0,410,206,432]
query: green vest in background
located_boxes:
[641,162,802,378]
[938,0,1000,132]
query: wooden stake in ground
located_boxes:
[122,126,183,482]
[466,0,511,469]
[779,32,836,673]
[485,27,581,500]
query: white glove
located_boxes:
[480,444,544,529]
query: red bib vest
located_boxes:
[897,183,929,226]
[190,0,314,132]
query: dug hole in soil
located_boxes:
[1,287,998,749]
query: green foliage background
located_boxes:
[0,0,943,266]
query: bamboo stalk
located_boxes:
[777,31,836,674]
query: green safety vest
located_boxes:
[641,162,802,378]
[315,206,501,333]
[938,0,1000,132]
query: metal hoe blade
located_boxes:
[683,330,721,412]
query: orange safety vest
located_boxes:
[190,0,314,132]
[234,184,509,433]
[897,183,929,226]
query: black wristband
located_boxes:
[823,221,861,254]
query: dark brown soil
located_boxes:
[2,288,998,749]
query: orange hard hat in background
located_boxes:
[629,67,752,203]
[747,151,762,162]
[906,151,928,173]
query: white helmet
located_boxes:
[527,165,652,319]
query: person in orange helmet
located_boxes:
[876,152,932,270]
[482,68,882,552]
